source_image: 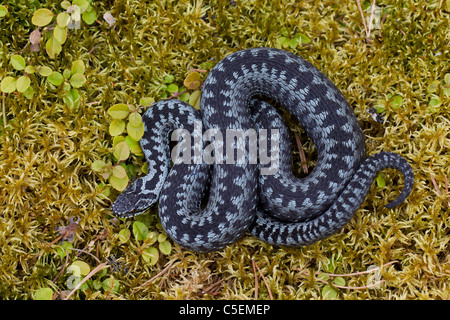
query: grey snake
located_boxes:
[112,48,414,252]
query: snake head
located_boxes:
[111,177,157,217]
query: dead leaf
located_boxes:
[55,217,80,242]
[29,28,41,52]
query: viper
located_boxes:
[112,48,414,252]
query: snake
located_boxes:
[112,48,414,252]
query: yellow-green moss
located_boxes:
[0,0,449,299]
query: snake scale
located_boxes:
[112,48,414,252]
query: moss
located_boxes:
[0,0,449,299]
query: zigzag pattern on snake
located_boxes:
[112,48,414,252]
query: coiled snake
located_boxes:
[112,48,414,252]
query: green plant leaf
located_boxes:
[141,162,148,174]
[140,97,154,106]
[109,174,129,191]
[57,12,70,27]
[426,80,440,93]
[166,83,178,93]
[376,174,386,188]
[159,240,172,255]
[46,36,62,59]
[73,0,90,11]
[333,277,346,287]
[322,285,338,299]
[118,228,130,243]
[53,25,67,44]
[63,89,81,109]
[24,65,35,74]
[33,287,53,300]
[132,221,149,241]
[0,5,8,18]
[37,66,53,77]
[390,95,403,109]
[72,60,86,75]
[55,240,73,258]
[127,121,144,141]
[445,73,450,84]
[23,86,35,99]
[112,165,127,178]
[32,8,54,27]
[70,73,86,88]
[113,141,130,161]
[11,55,26,71]
[47,71,64,86]
[163,74,175,83]
[91,160,106,172]
[189,90,201,110]
[142,247,159,265]
[125,135,143,155]
[102,276,120,293]
[128,112,142,127]
[1,76,17,93]
[109,119,126,136]
[108,104,130,120]
[16,76,31,93]
[82,8,97,25]
[184,71,201,90]
[68,260,91,276]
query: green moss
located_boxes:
[0,0,449,300]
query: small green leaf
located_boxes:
[112,165,127,179]
[289,38,298,49]
[109,119,125,136]
[33,288,53,300]
[444,73,450,84]
[159,240,172,255]
[102,276,120,293]
[63,89,81,109]
[37,66,53,77]
[163,74,175,83]
[108,104,130,120]
[132,221,149,241]
[189,90,201,110]
[109,174,129,191]
[426,80,440,93]
[140,97,154,106]
[0,5,8,18]
[146,231,158,245]
[46,36,62,59]
[63,69,71,79]
[53,25,67,44]
[141,162,148,174]
[16,76,31,93]
[47,71,64,86]
[1,76,17,93]
[128,112,142,127]
[127,121,145,141]
[73,0,90,11]
[24,65,36,74]
[317,272,330,281]
[142,247,159,265]
[113,135,126,148]
[72,60,86,75]
[184,72,201,90]
[294,33,310,44]
[125,135,143,155]
[333,277,346,287]
[32,8,54,27]
[118,228,130,243]
[11,55,26,71]
[113,141,130,161]
[390,95,403,109]
[61,1,71,10]
[57,12,70,27]
[70,73,86,88]
[429,96,441,107]
[166,83,178,93]
[91,160,106,172]
[68,260,91,276]
[376,174,386,188]
[322,284,338,299]
[82,8,97,25]
[55,241,73,259]
[23,86,35,99]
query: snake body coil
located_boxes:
[112,48,414,252]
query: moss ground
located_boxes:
[0,0,449,299]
